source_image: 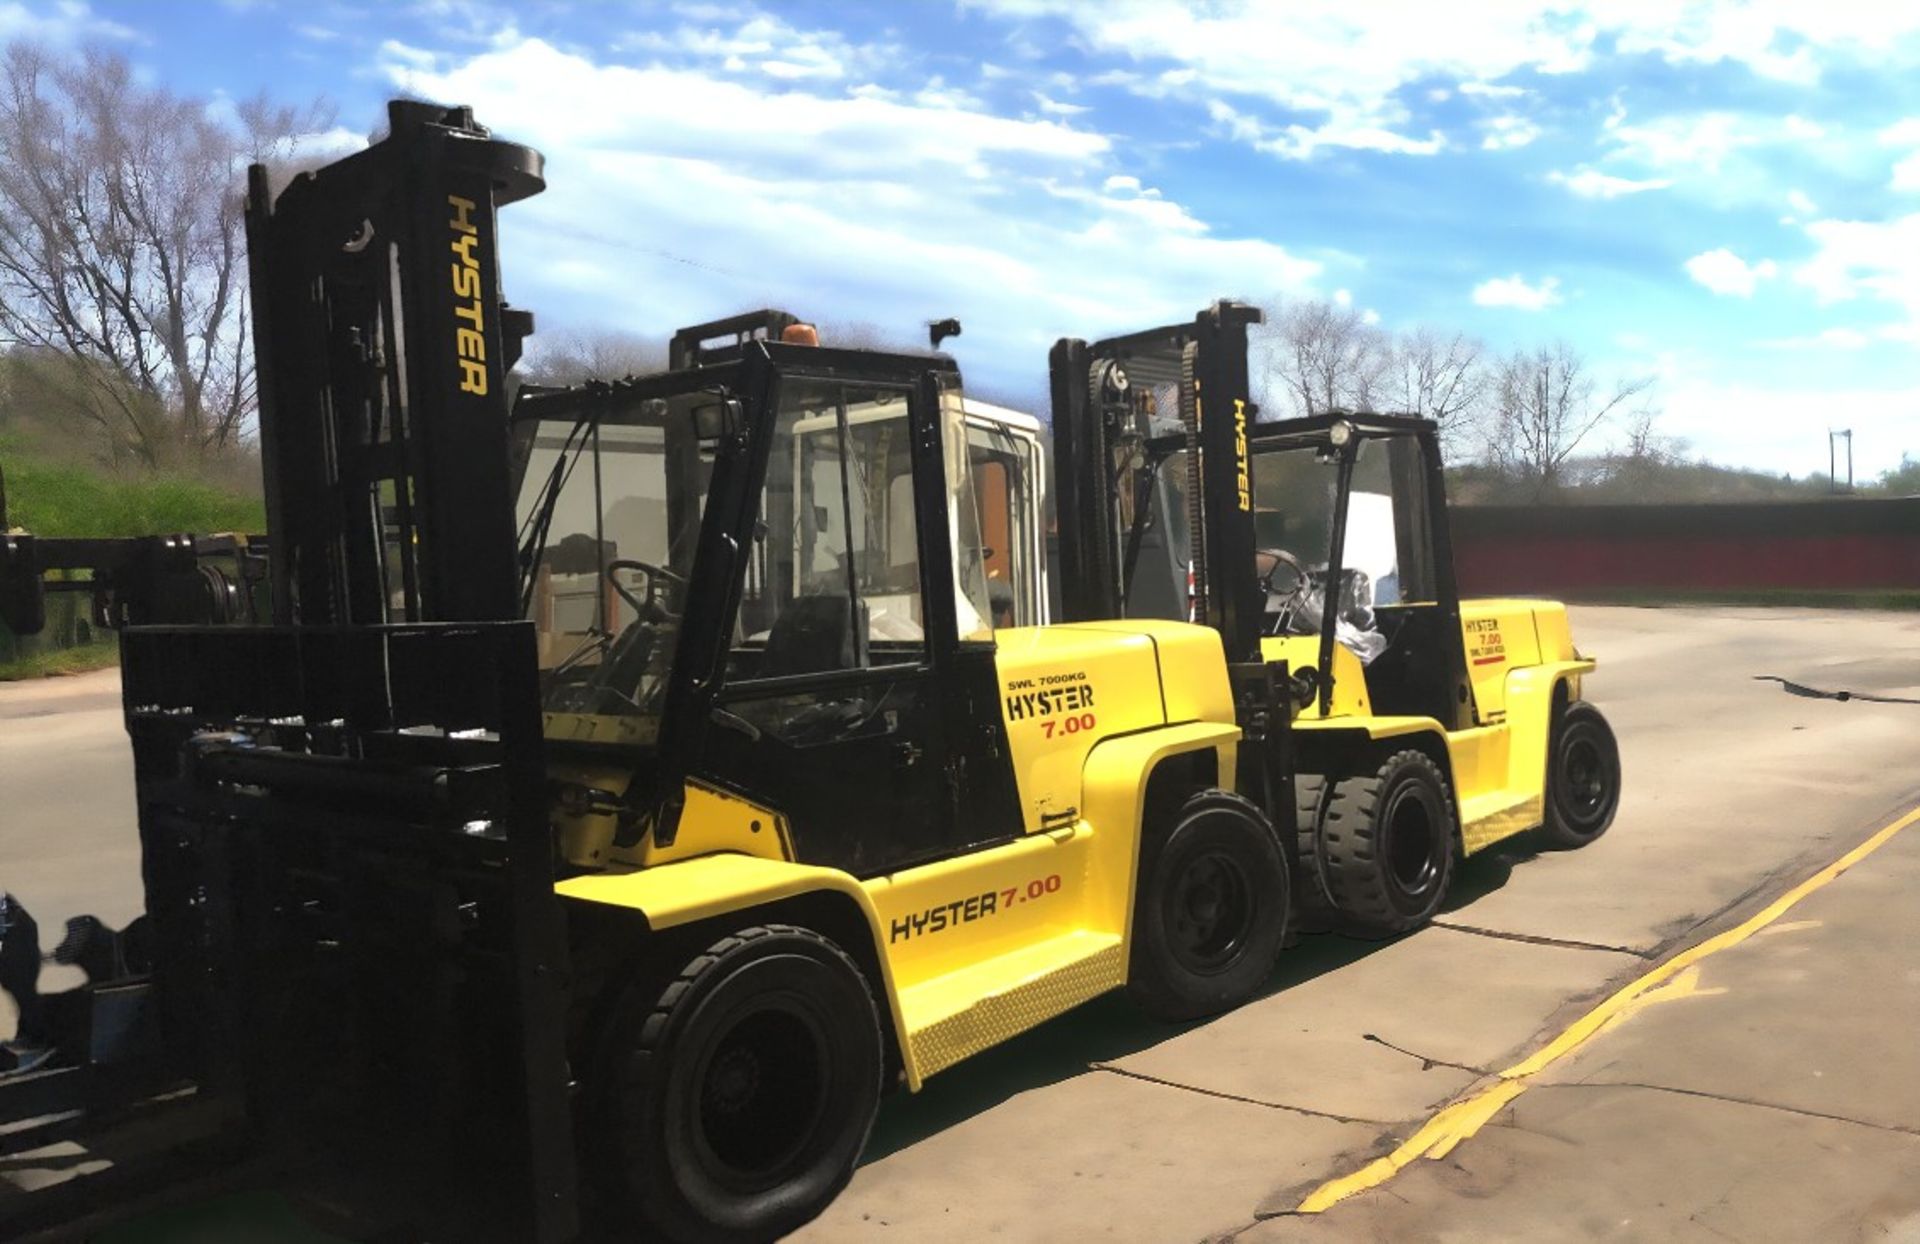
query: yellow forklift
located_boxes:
[0,105,1300,1244]
[1049,304,1621,936]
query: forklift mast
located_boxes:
[1049,301,1265,662]
[0,104,579,1244]
[246,100,543,625]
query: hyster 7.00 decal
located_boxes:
[888,873,1064,943]
[1004,671,1096,729]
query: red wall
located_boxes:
[1450,499,1920,596]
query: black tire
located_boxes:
[1128,789,1291,1021]
[591,924,883,1244]
[1317,750,1456,938]
[1292,773,1335,923]
[1541,700,1621,849]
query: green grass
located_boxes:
[0,636,120,680]
[1,446,263,537]
[1,438,262,674]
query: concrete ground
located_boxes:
[1241,804,1920,1244]
[1,606,1918,1241]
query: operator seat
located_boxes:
[760,595,869,678]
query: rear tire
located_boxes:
[1292,773,1335,926]
[591,924,883,1244]
[1541,701,1621,849]
[1128,790,1290,1021]
[1316,750,1455,938]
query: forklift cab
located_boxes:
[1242,413,1471,730]
[509,326,1023,876]
[1101,411,1471,730]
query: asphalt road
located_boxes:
[2,606,1917,1241]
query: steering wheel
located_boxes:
[1257,547,1309,598]
[605,559,685,618]
[1257,548,1314,636]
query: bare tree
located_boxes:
[1485,341,1654,498]
[1383,326,1484,455]
[518,328,667,387]
[0,45,328,466]
[1265,299,1389,418]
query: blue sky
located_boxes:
[21,0,1920,477]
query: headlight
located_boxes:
[1329,419,1354,448]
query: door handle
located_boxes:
[893,741,923,767]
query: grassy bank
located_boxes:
[2,446,264,537]
[0,636,119,680]
[1,436,264,679]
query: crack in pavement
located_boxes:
[1359,1033,1491,1077]
[1086,1063,1394,1129]
[1430,919,1654,958]
[1539,1080,1920,1140]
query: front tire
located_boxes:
[1541,701,1621,849]
[592,924,883,1244]
[1315,750,1456,938]
[1128,790,1290,1021]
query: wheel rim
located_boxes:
[1165,848,1254,975]
[690,998,830,1190]
[1558,727,1613,829]
[1384,787,1440,897]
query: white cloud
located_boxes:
[1880,120,1920,190]
[1787,189,1819,215]
[1459,80,1527,98]
[1683,248,1778,297]
[1472,274,1561,310]
[1603,110,1755,173]
[1794,213,1920,319]
[283,125,369,164]
[1548,167,1672,199]
[1481,114,1540,151]
[1033,92,1087,116]
[0,0,136,42]
[1610,10,1818,83]
[1760,327,1873,350]
[1657,379,1919,479]
[618,9,886,81]
[1205,99,1443,159]
[378,35,1321,395]
[1881,117,1920,146]
[963,2,1920,163]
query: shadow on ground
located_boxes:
[865,833,1544,1164]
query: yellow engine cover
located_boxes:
[989,620,1232,832]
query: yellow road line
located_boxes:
[1297,803,1920,1215]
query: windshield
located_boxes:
[1251,432,1436,644]
[512,392,723,743]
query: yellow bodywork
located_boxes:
[556,620,1239,1090]
[1262,599,1592,856]
[550,594,1595,1091]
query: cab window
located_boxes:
[733,380,925,680]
